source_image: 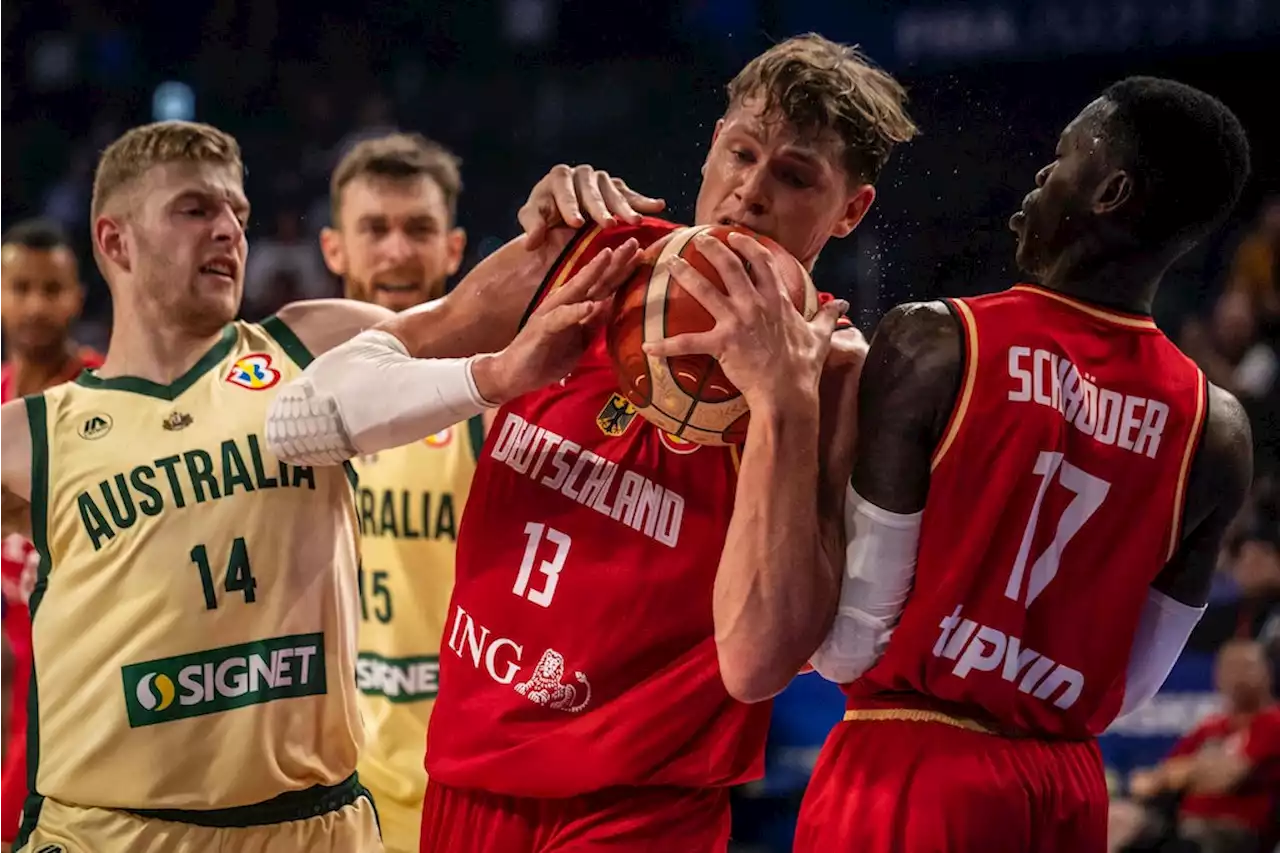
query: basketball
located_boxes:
[606,224,819,446]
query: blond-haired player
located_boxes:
[0,120,630,852]
[323,132,476,852]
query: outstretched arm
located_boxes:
[1,400,32,539]
[1114,383,1252,719]
[807,302,963,684]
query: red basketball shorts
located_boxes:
[420,781,730,853]
[794,709,1108,853]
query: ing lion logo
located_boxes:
[514,649,591,713]
[225,353,280,391]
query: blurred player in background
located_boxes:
[267,34,916,852]
[322,132,479,853]
[696,77,1253,852]
[0,219,102,852]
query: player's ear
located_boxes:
[1093,170,1133,216]
[319,227,347,277]
[702,119,726,177]
[94,215,131,274]
[445,227,467,277]
[831,184,876,239]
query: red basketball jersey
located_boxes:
[426,219,774,797]
[846,285,1207,739]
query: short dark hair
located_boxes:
[2,218,71,250]
[1101,77,1250,249]
[330,133,463,225]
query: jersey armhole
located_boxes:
[517,224,605,331]
[1166,371,1209,561]
[15,392,49,850]
[930,299,978,470]
[259,314,315,370]
[466,414,486,463]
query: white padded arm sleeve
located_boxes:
[265,330,497,466]
[809,485,923,685]
[1115,588,1206,719]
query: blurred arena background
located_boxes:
[3,1,1278,850]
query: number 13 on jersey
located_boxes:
[513,522,571,607]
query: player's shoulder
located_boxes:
[1199,382,1252,491]
[871,300,962,367]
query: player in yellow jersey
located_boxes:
[320,132,481,852]
[0,120,409,852]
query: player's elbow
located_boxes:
[264,379,358,467]
[717,645,797,704]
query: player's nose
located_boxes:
[733,166,770,214]
[381,229,417,264]
[210,207,245,243]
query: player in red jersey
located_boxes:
[674,76,1254,852]
[0,219,101,850]
[266,34,918,852]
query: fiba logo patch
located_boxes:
[225,353,281,390]
[658,431,699,455]
[424,427,453,448]
[134,672,177,712]
[77,412,113,440]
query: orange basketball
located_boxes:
[606,224,818,446]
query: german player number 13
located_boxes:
[513,522,572,608]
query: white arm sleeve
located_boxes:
[1115,588,1206,719]
[265,330,497,466]
[809,485,923,685]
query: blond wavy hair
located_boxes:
[91,121,243,218]
[728,34,919,184]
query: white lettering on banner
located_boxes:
[933,605,1085,710]
[445,605,593,712]
[489,413,686,547]
[1007,346,1169,458]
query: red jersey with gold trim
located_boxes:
[845,285,1207,739]
[1,348,102,842]
[427,219,778,797]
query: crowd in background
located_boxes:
[2,0,1277,850]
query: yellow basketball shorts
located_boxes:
[368,789,423,853]
[16,774,382,853]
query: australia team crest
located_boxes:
[225,353,281,391]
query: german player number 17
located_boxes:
[513,522,571,608]
[1004,451,1111,609]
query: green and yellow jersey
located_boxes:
[22,318,362,817]
[353,418,482,847]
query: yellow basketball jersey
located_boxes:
[353,419,481,815]
[25,318,362,812]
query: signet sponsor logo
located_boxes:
[121,633,326,727]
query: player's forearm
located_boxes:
[714,396,836,703]
[264,331,498,465]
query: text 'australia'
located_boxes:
[77,434,315,551]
